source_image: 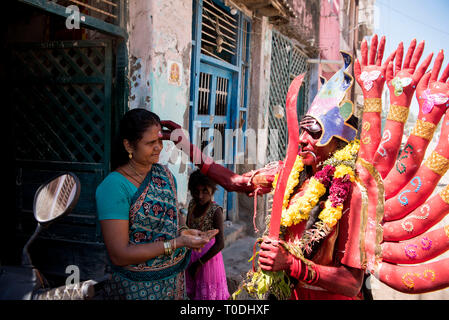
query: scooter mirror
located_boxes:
[33,173,81,224]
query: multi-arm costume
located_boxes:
[162,35,449,299]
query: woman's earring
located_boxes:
[128,153,133,159]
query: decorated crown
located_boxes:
[306,51,357,146]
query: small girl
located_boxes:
[185,170,230,300]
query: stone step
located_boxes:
[223,220,245,248]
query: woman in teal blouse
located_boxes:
[96,108,209,300]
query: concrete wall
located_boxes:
[320,0,341,61]
[276,0,320,50]
[127,0,193,206]
[319,0,342,79]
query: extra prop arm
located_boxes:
[355,35,395,162]
[381,226,449,264]
[373,40,433,178]
[383,110,449,221]
[377,258,449,294]
[383,50,449,199]
[383,185,449,241]
[346,46,449,294]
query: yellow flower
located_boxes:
[333,140,360,161]
[334,164,355,182]
[281,156,304,211]
[276,140,359,229]
[272,173,279,189]
[318,200,343,227]
[280,177,326,227]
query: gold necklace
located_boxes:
[128,162,147,180]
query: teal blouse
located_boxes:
[95,171,137,221]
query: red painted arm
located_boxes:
[258,237,364,298]
[373,40,433,178]
[383,110,449,221]
[378,258,449,294]
[354,35,395,162]
[383,186,449,241]
[383,50,449,199]
[161,120,262,194]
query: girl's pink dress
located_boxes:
[185,201,230,300]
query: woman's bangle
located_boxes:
[198,258,204,265]
[178,225,189,234]
[163,240,173,256]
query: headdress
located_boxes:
[305,51,357,146]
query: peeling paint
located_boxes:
[127,0,193,204]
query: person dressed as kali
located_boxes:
[163,35,449,299]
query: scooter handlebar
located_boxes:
[33,280,96,300]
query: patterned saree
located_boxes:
[103,164,191,300]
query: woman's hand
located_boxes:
[178,231,208,251]
[181,228,218,240]
[180,228,202,237]
[202,228,219,241]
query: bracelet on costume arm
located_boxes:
[305,263,320,285]
[288,256,320,285]
[288,257,302,280]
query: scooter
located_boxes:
[0,172,108,300]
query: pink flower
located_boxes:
[328,176,352,207]
[314,165,335,187]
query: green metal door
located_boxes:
[267,30,309,162]
[10,40,113,279]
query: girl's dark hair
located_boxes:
[188,169,217,195]
[111,108,161,170]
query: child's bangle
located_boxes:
[198,258,204,265]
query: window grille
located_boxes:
[267,30,309,162]
[201,0,238,64]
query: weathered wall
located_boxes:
[283,0,321,109]
[319,0,340,61]
[318,0,341,79]
[127,0,193,205]
[276,0,320,54]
